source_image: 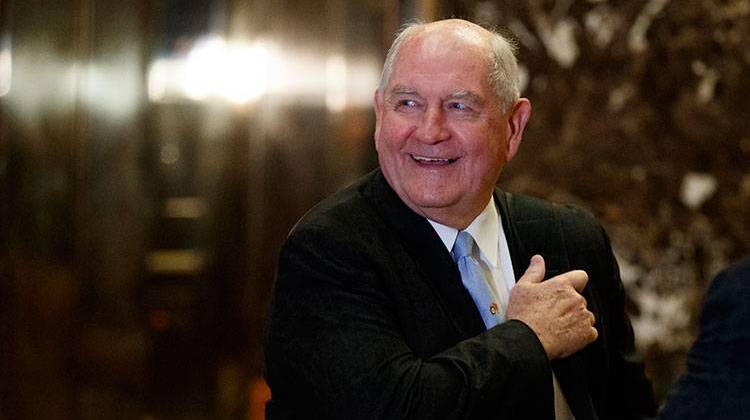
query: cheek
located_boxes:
[466,136,507,176]
[377,123,408,152]
[374,123,395,153]
[375,133,393,155]
[479,129,508,160]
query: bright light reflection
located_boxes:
[80,59,141,121]
[325,55,347,112]
[223,42,274,103]
[0,40,11,97]
[149,36,278,104]
[183,36,223,101]
[147,35,379,109]
[148,59,180,102]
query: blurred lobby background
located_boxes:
[1,0,748,418]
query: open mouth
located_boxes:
[410,154,458,165]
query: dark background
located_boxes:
[2,0,748,418]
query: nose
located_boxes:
[415,106,449,144]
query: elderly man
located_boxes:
[265,19,656,419]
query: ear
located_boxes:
[505,98,532,162]
[373,89,384,150]
[374,89,384,150]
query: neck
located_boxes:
[413,199,492,231]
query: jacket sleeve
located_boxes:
[561,208,657,420]
[599,228,657,419]
[264,225,552,419]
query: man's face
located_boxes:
[374,28,529,229]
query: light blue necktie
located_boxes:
[452,231,502,329]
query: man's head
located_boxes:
[379,20,522,113]
[374,19,532,229]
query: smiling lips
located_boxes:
[410,154,458,165]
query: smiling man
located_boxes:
[374,21,526,231]
[265,19,656,419]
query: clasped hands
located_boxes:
[506,255,598,360]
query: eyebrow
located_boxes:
[386,86,485,105]
[447,90,484,105]
[389,85,421,97]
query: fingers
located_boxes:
[590,325,599,342]
[583,308,598,342]
[567,270,589,292]
[548,269,589,293]
[510,258,598,359]
[518,256,588,293]
[584,311,599,343]
[517,255,545,284]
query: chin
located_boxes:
[407,190,458,211]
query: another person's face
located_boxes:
[374,27,527,229]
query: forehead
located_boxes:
[388,29,492,95]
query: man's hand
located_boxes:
[506,255,598,360]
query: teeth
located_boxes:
[412,155,456,164]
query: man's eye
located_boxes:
[449,102,468,111]
[393,98,420,112]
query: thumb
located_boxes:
[518,254,545,284]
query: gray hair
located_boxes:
[378,20,521,112]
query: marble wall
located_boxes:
[451,0,750,399]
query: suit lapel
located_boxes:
[495,189,570,280]
[363,170,486,339]
[496,188,598,420]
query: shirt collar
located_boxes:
[427,197,500,268]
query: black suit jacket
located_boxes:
[659,257,750,420]
[265,169,655,419]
